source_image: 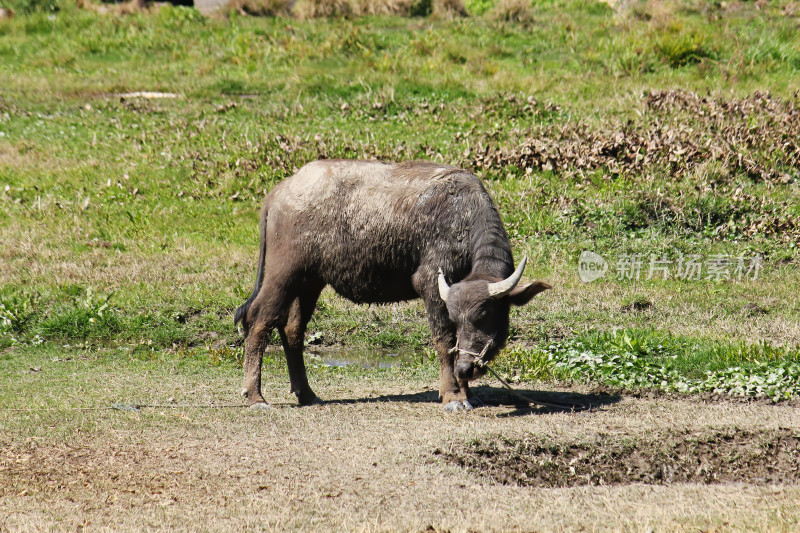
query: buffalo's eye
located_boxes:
[473,308,488,322]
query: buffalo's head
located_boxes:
[438,257,551,382]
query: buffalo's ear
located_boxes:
[508,281,551,306]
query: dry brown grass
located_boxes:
[0,143,36,169]
[350,0,417,15]
[290,0,461,18]
[293,0,353,18]
[473,91,800,189]
[432,0,467,18]
[74,0,147,15]
[226,0,294,16]
[489,0,534,24]
[70,0,431,17]
[2,373,799,531]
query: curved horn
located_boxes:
[437,268,450,302]
[487,256,527,299]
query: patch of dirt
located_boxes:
[743,302,769,316]
[440,428,800,487]
[621,297,653,312]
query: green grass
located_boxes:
[1,0,800,401]
[497,329,800,400]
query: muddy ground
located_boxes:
[442,427,800,488]
[2,372,799,532]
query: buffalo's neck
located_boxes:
[465,202,514,282]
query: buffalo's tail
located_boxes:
[234,203,268,329]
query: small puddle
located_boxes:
[306,347,418,369]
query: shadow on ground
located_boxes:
[326,386,622,416]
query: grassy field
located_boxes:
[1,0,800,529]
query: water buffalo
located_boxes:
[234,160,551,411]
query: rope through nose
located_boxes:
[448,338,494,366]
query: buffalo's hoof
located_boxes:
[444,400,474,412]
[297,394,324,406]
[444,398,485,412]
[248,402,272,410]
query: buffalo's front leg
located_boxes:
[434,339,482,411]
[421,294,476,412]
[279,284,324,406]
[452,376,485,411]
[435,339,461,403]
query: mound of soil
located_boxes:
[440,428,800,487]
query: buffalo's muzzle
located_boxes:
[455,357,488,381]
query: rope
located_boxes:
[451,338,588,412]
[112,403,246,411]
[0,403,246,413]
[448,339,494,363]
[479,363,588,412]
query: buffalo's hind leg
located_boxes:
[242,318,272,408]
[241,274,294,408]
[279,280,325,406]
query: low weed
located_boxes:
[39,288,120,341]
[464,0,493,15]
[154,4,206,27]
[503,329,800,400]
[655,29,714,68]
[0,292,38,334]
